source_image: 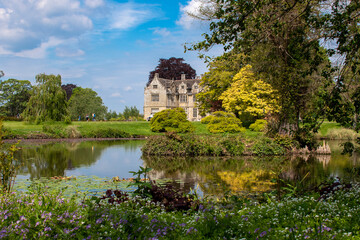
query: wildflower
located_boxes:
[260,231,267,237]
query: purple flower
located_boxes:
[254,228,260,233]
[260,231,267,237]
[96,218,103,224]
[86,224,91,229]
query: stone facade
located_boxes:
[144,73,202,121]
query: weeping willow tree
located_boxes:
[23,74,69,123]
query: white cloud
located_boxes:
[177,0,214,30]
[123,86,132,91]
[14,37,64,59]
[0,0,92,57]
[110,3,159,30]
[111,92,121,97]
[84,0,104,8]
[152,27,171,37]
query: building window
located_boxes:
[180,95,187,103]
[181,85,185,89]
[193,108,198,118]
[153,85,158,89]
[193,95,196,102]
[151,94,159,102]
[151,108,159,114]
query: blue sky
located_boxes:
[0,0,220,114]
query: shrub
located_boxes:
[65,126,81,138]
[249,119,267,132]
[0,121,20,193]
[42,124,66,138]
[142,134,245,156]
[64,116,72,124]
[150,108,195,133]
[249,137,285,155]
[201,111,245,133]
[84,128,132,138]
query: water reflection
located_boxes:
[14,140,360,196]
[15,140,145,179]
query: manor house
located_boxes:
[144,73,202,121]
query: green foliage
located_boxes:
[219,65,280,119]
[68,87,107,121]
[0,79,32,117]
[128,166,152,198]
[142,134,244,156]
[23,74,69,122]
[249,119,267,132]
[201,111,245,133]
[64,116,72,124]
[0,121,20,193]
[249,137,285,156]
[123,106,140,120]
[196,52,246,114]
[83,127,132,138]
[150,108,195,133]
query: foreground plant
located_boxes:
[0,121,20,193]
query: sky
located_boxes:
[0,0,220,114]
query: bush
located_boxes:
[150,108,195,133]
[64,116,72,124]
[249,137,285,155]
[84,128,132,138]
[142,134,245,156]
[42,124,66,138]
[201,111,245,133]
[249,119,267,132]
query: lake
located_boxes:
[13,139,360,197]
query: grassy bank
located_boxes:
[2,121,211,139]
[1,177,359,239]
[2,120,359,140]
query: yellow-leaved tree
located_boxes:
[219,65,280,121]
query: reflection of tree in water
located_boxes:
[143,155,283,197]
[16,140,145,179]
[278,155,332,190]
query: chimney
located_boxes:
[181,74,186,80]
[154,73,159,79]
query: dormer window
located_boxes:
[153,85,158,89]
[181,85,185,89]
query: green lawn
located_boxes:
[3,120,356,139]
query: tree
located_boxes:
[23,74,69,122]
[0,79,32,117]
[123,106,140,120]
[68,87,107,120]
[188,0,336,134]
[0,70,4,79]
[148,57,196,85]
[219,65,280,122]
[61,84,77,101]
[196,52,246,114]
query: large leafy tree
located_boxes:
[0,79,32,117]
[68,87,107,120]
[188,0,348,133]
[219,65,280,121]
[148,57,196,85]
[23,74,68,122]
[196,52,246,114]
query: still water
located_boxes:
[14,139,360,197]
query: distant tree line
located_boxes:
[105,106,142,121]
[0,72,113,123]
